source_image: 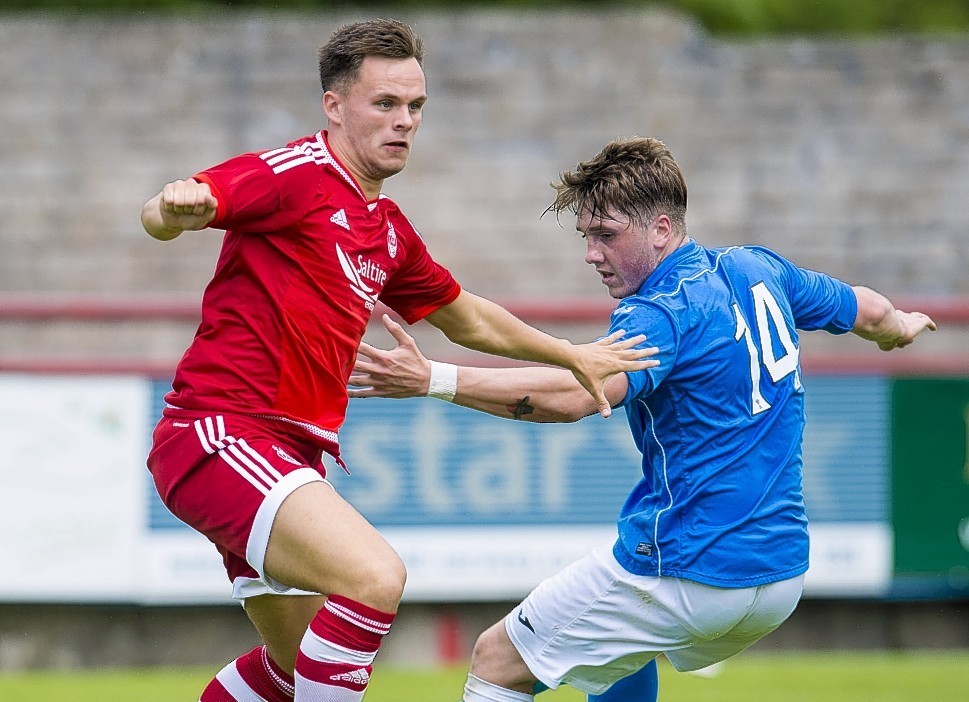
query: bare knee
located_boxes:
[469,620,535,692]
[348,550,407,613]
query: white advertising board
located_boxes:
[0,373,893,604]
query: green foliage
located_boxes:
[0,652,967,702]
[674,0,969,36]
[4,0,969,36]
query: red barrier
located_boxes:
[2,294,968,323]
[2,294,967,376]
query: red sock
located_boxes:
[199,645,294,701]
[294,595,396,701]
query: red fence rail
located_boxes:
[2,294,968,376]
[2,294,969,324]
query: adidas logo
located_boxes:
[329,668,371,685]
[272,445,303,466]
[330,209,350,231]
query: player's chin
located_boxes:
[374,160,408,180]
[603,282,628,299]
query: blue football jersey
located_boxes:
[610,240,857,588]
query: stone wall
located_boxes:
[2,9,968,303]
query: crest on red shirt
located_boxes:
[387,222,398,259]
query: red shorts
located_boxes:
[148,409,330,599]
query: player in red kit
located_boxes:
[140,19,654,702]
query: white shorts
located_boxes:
[504,542,804,695]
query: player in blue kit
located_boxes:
[349,137,937,702]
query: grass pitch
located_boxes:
[0,651,965,701]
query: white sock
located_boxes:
[293,596,393,702]
[462,673,534,702]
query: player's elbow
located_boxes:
[546,394,601,423]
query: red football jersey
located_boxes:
[166,131,461,452]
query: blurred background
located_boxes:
[1,0,967,675]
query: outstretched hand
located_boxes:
[349,317,661,414]
[876,310,937,351]
[568,330,658,418]
[349,315,431,398]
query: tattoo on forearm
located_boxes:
[508,396,535,420]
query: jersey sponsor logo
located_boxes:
[329,668,370,685]
[387,222,398,258]
[356,255,388,287]
[516,609,536,634]
[330,209,350,231]
[336,244,377,310]
[635,542,654,556]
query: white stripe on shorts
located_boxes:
[192,417,288,496]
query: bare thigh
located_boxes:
[262,481,407,613]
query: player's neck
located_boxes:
[324,132,384,201]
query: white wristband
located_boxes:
[427,361,458,402]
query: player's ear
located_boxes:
[322,91,342,125]
[653,214,674,245]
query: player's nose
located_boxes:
[585,243,604,265]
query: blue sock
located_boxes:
[531,658,658,701]
[588,659,659,702]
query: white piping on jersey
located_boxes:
[167,402,340,447]
[251,414,339,445]
[621,246,742,574]
[645,246,743,302]
[315,132,366,200]
[194,416,287,496]
[637,399,673,576]
[627,245,746,575]
[257,132,367,201]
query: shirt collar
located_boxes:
[636,238,698,295]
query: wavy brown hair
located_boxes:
[548,137,688,236]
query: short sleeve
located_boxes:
[609,301,680,406]
[750,247,857,334]
[194,150,317,233]
[379,226,462,324]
